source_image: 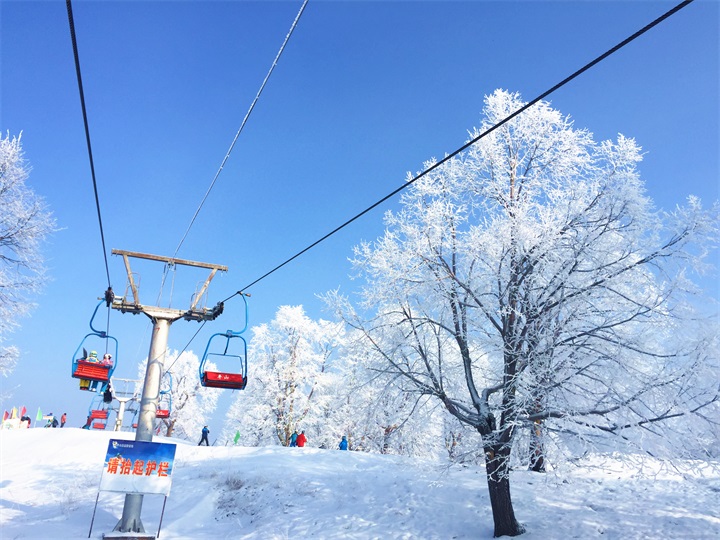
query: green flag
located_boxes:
[233,430,240,445]
[36,407,43,421]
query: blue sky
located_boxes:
[1,1,718,431]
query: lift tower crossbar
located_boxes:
[111,249,228,322]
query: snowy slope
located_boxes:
[1,428,718,539]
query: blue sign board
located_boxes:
[99,439,177,495]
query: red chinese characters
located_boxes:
[106,458,171,477]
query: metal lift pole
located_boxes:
[112,316,170,534]
[109,377,143,432]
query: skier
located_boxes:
[296,431,307,448]
[290,430,298,447]
[198,425,210,446]
[339,435,348,450]
[60,413,67,427]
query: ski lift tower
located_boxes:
[109,377,143,432]
[105,249,227,538]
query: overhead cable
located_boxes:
[167,0,309,374]
[227,0,694,298]
[172,0,310,259]
[65,0,112,288]
[161,321,207,375]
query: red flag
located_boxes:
[19,406,26,418]
[2,411,8,422]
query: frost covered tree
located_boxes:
[332,332,449,457]
[331,90,719,536]
[137,350,218,440]
[0,133,55,380]
[221,305,345,447]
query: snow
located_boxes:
[1,429,719,539]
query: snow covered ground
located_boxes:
[1,428,719,539]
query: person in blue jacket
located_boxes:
[290,430,298,447]
[339,435,348,450]
[198,425,210,446]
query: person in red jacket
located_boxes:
[296,431,307,447]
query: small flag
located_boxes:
[233,430,240,445]
[2,411,8,422]
[10,407,17,419]
[36,407,43,421]
[19,406,26,418]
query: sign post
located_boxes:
[90,438,177,539]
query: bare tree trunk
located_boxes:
[381,424,397,454]
[528,421,545,473]
[485,445,525,537]
[445,431,462,460]
[164,419,175,438]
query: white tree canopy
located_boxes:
[221,305,347,448]
[137,350,219,441]
[0,133,55,380]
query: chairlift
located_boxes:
[71,299,118,393]
[156,372,172,419]
[199,294,249,390]
[88,395,110,420]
